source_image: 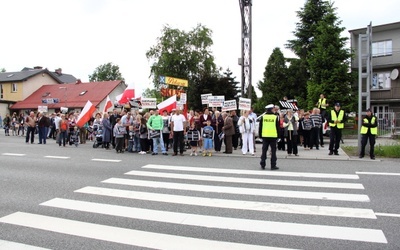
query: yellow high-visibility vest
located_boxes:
[360,117,377,135]
[261,114,278,138]
[318,98,327,109]
[329,110,344,129]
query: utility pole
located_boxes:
[239,0,252,99]
[357,22,372,148]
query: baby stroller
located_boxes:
[92,123,104,148]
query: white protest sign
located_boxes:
[222,100,237,112]
[180,93,187,104]
[208,95,225,107]
[201,93,212,105]
[239,97,251,110]
[141,98,157,109]
[38,106,48,113]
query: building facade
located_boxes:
[349,21,400,134]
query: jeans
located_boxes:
[25,126,35,143]
[153,132,166,153]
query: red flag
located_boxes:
[157,95,176,114]
[118,83,135,104]
[103,95,113,113]
[76,100,96,127]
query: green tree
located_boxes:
[146,24,218,108]
[257,48,288,109]
[306,4,355,111]
[285,0,331,108]
[142,88,162,102]
[286,58,308,109]
[88,62,125,82]
[0,68,5,73]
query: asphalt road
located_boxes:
[1,134,400,250]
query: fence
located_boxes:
[377,111,399,138]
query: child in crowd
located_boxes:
[202,120,214,157]
[187,122,200,156]
[70,126,80,147]
[127,125,134,153]
[302,112,313,150]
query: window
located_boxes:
[372,40,392,57]
[0,84,3,99]
[12,83,17,92]
[372,72,391,90]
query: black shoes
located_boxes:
[261,165,265,170]
[328,151,333,155]
[152,152,158,155]
[271,166,279,170]
[334,152,339,155]
[371,156,375,160]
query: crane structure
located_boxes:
[239,0,252,99]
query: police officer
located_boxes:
[359,108,378,160]
[259,104,280,170]
[328,103,346,155]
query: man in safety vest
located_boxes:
[359,108,378,160]
[328,102,346,155]
[259,104,280,170]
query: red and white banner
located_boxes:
[157,95,176,114]
[76,100,96,127]
[103,95,113,113]
[118,83,135,104]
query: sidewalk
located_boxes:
[214,137,399,161]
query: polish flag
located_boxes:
[118,83,135,104]
[76,100,96,127]
[157,95,177,114]
[103,95,113,113]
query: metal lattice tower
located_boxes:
[239,0,252,98]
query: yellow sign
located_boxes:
[165,76,188,87]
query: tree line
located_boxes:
[88,0,356,114]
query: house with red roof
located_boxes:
[0,66,77,116]
[10,80,126,114]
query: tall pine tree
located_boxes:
[257,48,288,109]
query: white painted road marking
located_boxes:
[91,159,121,163]
[0,239,50,250]
[102,178,370,202]
[125,170,364,189]
[143,164,360,179]
[375,212,400,218]
[356,172,400,176]
[2,153,25,156]
[0,212,292,250]
[40,198,386,243]
[44,156,70,159]
[75,186,376,219]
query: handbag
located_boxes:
[149,130,161,138]
[218,132,225,141]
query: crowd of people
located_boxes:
[1,93,378,162]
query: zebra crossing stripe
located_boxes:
[356,172,400,176]
[125,170,364,189]
[142,164,360,179]
[75,187,376,219]
[0,239,50,250]
[91,159,121,162]
[102,178,370,202]
[0,212,293,250]
[40,198,386,243]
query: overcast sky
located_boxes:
[1,0,399,97]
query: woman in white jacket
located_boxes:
[237,110,255,155]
